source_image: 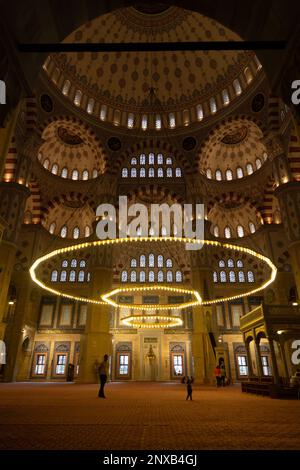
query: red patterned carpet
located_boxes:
[0,382,299,450]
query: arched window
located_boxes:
[196,104,204,121]
[155,114,161,130]
[161,226,167,237]
[92,169,98,178]
[122,168,128,178]
[130,271,137,282]
[130,258,137,268]
[210,97,217,113]
[127,113,134,128]
[131,157,137,165]
[176,167,182,177]
[226,169,233,181]
[214,226,219,237]
[149,271,155,282]
[51,270,58,282]
[167,168,173,177]
[141,115,148,130]
[60,270,67,282]
[220,271,227,283]
[222,89,230,105]
[140,154,146,165]
[238,271,245,283]
[121,270,128,282]
[69,270,76,282]
[246,163,254,175]
[87,98,94,114]
[78,271,85,282]
[213,271,218,283]
[219,260,225,268]
[206,168,212,179]
[158,271,164,282]
[131,168,137,178]
[149,254,155,267]
[149,153,155,165]
[43,159,50,170]
[72,169,79,180]
[140,271,146,283]
[87,272,91,282]
[62,80,71,96]
[215,170,222,181]
[166,258,173,268]
[60,226,67,238]
[167,270,173,282]
[82,170,89,180]
[85,226,91,238]
[140,255,146,267]
[237,225,244,238]
[263,152,268,161]
[51,164,58,175]
[169,113,176,128]
[255,158,262,169]
[49,222,56,234]
[237,167,243,179]
[233,79,242,95]
[140,168,146,178]
[249,222,256,233]
[73,227,80,239]
[61,167,68,178]
[148,167,154,178]
[237,259,243,268]
[166,157,173,165]
[229,271,236,283]
[176,271,182,282]
[71,259,77,268]
[244,67,253,84]
[247,271,255,283]
[158,255,164,268]
[225,226,231,238]
[62,260,68,268]
[79,260,86,268]
[228,259,234,268]
[74,90,82,106]
[100,104,107,121]
[157,167,163,178]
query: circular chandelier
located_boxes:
[101,285,201,311]
[121,314,183,329]
[29,236,277,306]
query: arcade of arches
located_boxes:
[1,4,300,392]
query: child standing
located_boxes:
[186,377,193,400]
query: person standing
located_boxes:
[98,354,109,398]
[214,364,221,387]
[220,362,226,387]
[186,377,193,401]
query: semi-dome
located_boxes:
[38,119,106,180]
[199,118,268,180]
[43,6,262,130]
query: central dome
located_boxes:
[43,6,262,129]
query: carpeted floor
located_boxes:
[0,381,299,450]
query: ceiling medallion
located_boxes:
[107,137,122,151]
[252,93,265,112]
[221,125,248,145]
[57,126,83,145]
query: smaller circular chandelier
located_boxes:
[121,314,183,329]
[101,285,202,311]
